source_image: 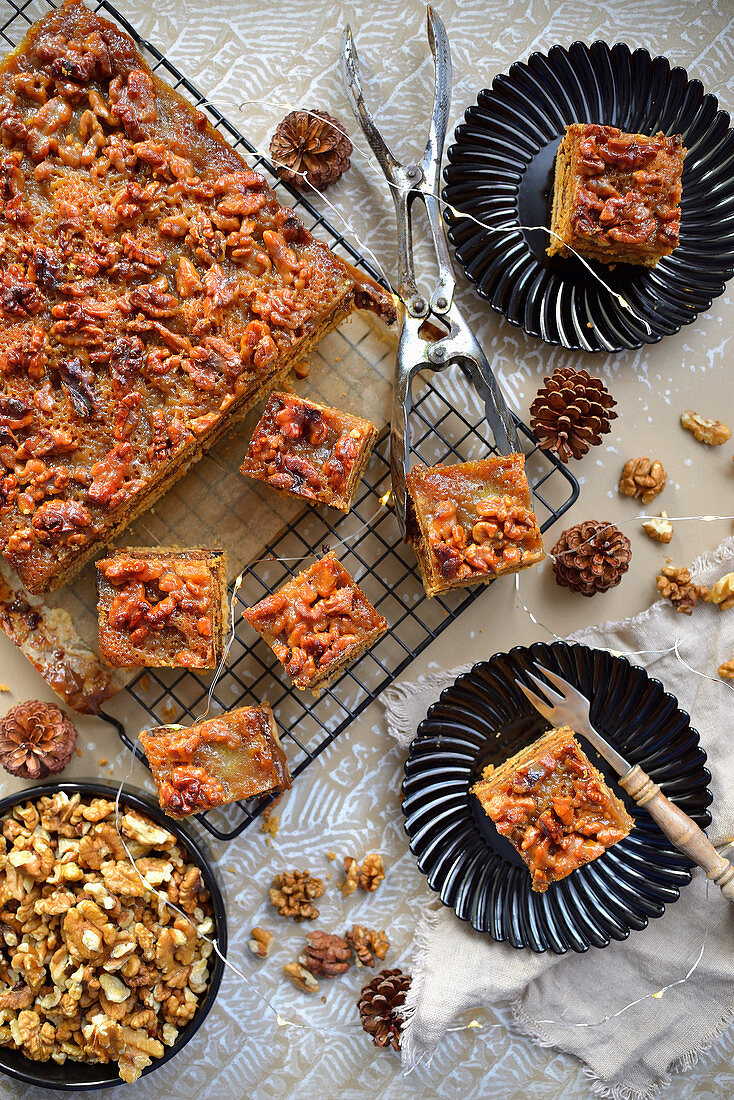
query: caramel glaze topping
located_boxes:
[569,124,683,250]
[241,391,370,501]
[0,0,391,591]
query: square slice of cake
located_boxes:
[243,551,387,692]
[0,0,394,594]
[405,453,544,597]
[96,546,228,669]
[139,702,291,818]
[547,123,685,267]
[472,725,634,892]
[240,391,377,511]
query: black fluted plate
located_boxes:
[402,641,712,953]
[442,42,734,352]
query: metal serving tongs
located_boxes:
[340,7,520,538]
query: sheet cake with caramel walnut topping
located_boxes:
[0,0,394,595]
[139,702,292,817]
[405,454,545,597]
[547,123,685,267]
[472,725,634,892]
[96,546,228,669]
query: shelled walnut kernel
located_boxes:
[710,573,734,611]
[248,928,273,958]
[618,458,666,504]
[283,962,319,993]
[269,870,325,921]
[680,411,732,445]
[641,511,673,543]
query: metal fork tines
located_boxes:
[517,664,632,776]
[340,8,520,538]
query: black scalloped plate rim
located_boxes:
[401,641,713,954]
[441,40,734,352]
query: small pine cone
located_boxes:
[551,520,631,596]
[0,700,77,779]
[302,930,351,977]
[529,367,617,463]
[270,109,352,191]
[357,968,411,1051]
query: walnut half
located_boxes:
[718,659,734,680]
[680,410,732,446]
[283,962,319,993]
[618,457,666,504]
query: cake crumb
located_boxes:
[326,852,336,861]
[98,757,108,766]
[260,812,280,839]
[0,684,9,693]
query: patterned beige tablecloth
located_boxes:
[1,1,733,1098]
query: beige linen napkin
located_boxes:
[382,536,734,1100]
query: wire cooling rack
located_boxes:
[1,0,579,841]
[102,371,577,840]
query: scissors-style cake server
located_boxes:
[340,7,521,538]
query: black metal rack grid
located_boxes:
[0,0,579,841]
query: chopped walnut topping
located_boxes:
[656,565,711,614]
[618,458,667,504]
[269,870,325,921]
[718,659,734,680]
[710,573,734,611]
[680,410,732,446]
[0,792,214,1082]
[641,511,673,543]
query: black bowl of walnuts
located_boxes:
[0,779,227,1090]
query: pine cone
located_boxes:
[551,520,631,596]
[302,930,351,977]
[530,367,617,463]
[270,110,352,191]
[0,700,77,779]
[357,968,411,1051]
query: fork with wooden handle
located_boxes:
[516,663,734,902]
